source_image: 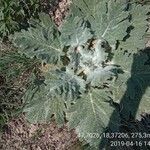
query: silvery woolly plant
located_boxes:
[11,0,150,149]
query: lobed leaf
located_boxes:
[119,4,150,53]
[11,13,64,64]
[60,15,92,47]
[67,89,120,147]
[72,0,130,46]
[23,69,86,124]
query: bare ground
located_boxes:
[0,115,80,150]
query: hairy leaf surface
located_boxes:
[24,70,85,124]
[60,16,92,47]
[67,39,117,87]
[12,13,64,63]
[72,0,130,45]
[67,89,120,147]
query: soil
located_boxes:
[49,0,71,26]
[41,0,71,26]
[0,115,80,150]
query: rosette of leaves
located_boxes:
[11,0,150,149]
